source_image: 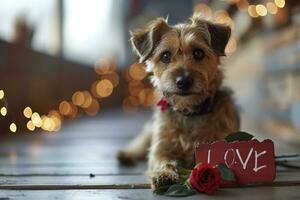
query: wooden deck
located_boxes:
[0,111,300,199]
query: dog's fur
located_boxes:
[118,14,240,189]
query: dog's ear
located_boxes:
[206,22,231,56]
[191,14,231,56]
[130,18,170,63]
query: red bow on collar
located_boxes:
[157,97,168,112]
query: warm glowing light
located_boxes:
[0,90,4,99]
[72,91,85,106]
[59,101,72,116]
[68,103,78,119]
[267,2,278,14]
[256,4,267,16]
[94,58,116,75]
[138,88,157,107]
[81,91,93,108]
[129,63,147,81]
[48,110,63,122]
[50,115,62,131]
[248,5,259,18]
[41,116,55,132]
[236,0,249,11]
[128,81,144,97]
[143,89,157,107]
[84,99,100,116]
[96,79,114,98]
[0,107,7,116]
[10,123,17,133]
[90,81,100,98]
[225,37,237,54]
[214,10,235,30]
[23,107,32,118]
[26,120,35,131]
[194,3,212,17]
[101,72,119,87]
[275,0,285,8]
[31,112,42,127]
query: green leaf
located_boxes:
[177,167,192,176]
[217,163,235,181]
[225,131,254,142]
[163,184,197,197]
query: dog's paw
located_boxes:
[151,170,179,190]
[117,150,136,166]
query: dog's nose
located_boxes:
[176,76,193,91]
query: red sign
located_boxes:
[195,139,275,185]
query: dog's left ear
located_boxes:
[206,22,231,56]
[191,14,231,56]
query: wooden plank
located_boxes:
[0,171,299,189]
[0,175,148,186]
[1,186,300,200]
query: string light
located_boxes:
[248,5,259,18]
[0,90,4,99]
[96,79,114,98]
[4,57,118,133]
[274,0,285,8]
[9,123,17,133]
[194,3,212,18]
[23,107,33,118]
[26,120,35,131]
[256,4,268,16]
[0,107,7,116]
[72,91,85,106]
[31,112,42,127]
[129,63,147,81]
[267,2,278,15]
[59,101,72,116]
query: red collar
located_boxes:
[157,96,213,116]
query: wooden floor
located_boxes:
[0,111,300,199]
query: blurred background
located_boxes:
[0,0,299,145]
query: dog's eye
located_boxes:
[193,49,205,61]
[161,51,172,64]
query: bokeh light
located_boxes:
[81,91,93,108]
[94,58,116,75]
[72,91,85,106]
[128,81,144,97]
[248,5,259,18]
[26,120,35,131]
[236,0,249,11]
[84,98,100,116]
[0,90,4,99]
[96,79,114,98]
[267,2,278,14]
[256,4,268,17]
[23,106,33,118]
[0,107,7,116]
[194,3,212,18]
[129,63,147,81]
[59,101,72,116]
[9,123,17,133]
[101,72,119,87]
[226,37,237,54]
[31,112,42,127]
[275,0,285,8]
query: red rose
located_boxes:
[189,163,221,195]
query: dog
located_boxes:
[118,13,240,190]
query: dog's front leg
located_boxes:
[147,134,179,189]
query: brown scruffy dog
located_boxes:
[118,13,240,190]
